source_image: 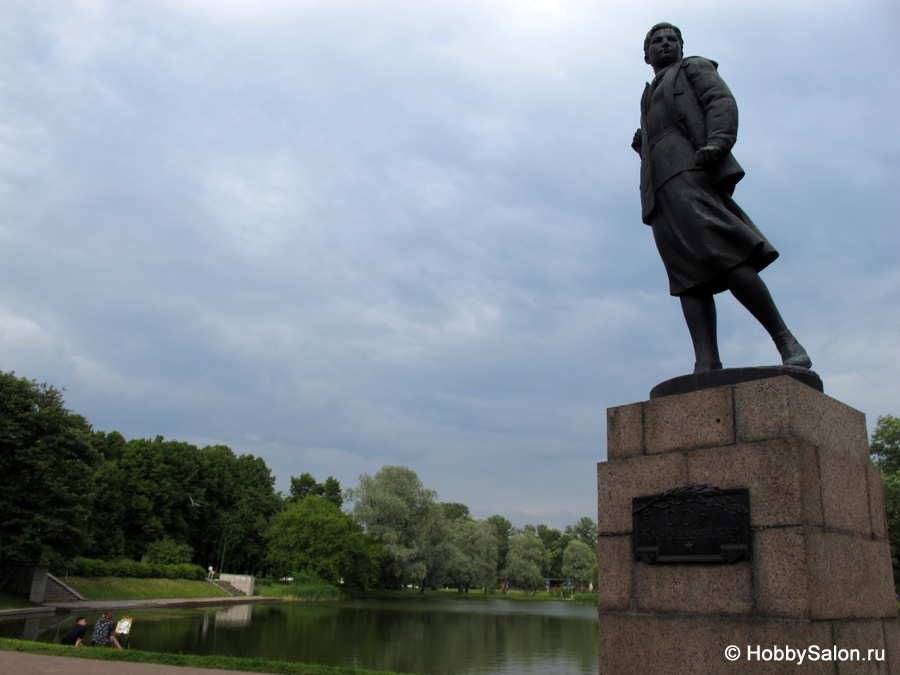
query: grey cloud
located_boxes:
[1,1,898,528]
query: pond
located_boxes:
[1,598,599,675]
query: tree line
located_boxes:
[869,414,900,589]
[0,370,597,592]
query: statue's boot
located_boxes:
[693,361,723,373]
[774,330,812,369]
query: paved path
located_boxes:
[0,596,277,619]
[47,596,278,612]
[0,597,283,674]
[0,651,271,675]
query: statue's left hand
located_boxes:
[694,145,723,166]
[631,128,642,153]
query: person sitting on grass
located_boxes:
[91,610,122,649]
[60,617,87,647]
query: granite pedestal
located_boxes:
[598,376,900,673]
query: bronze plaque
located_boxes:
[633,485,750,563]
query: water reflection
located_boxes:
[1,599,598,675]
[212,603,251,626]
[4,613,67,641]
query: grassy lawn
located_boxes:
[0,592,40,611]
[337,586,591,603]
[254,579,594,603]
[62,577,231,600]
[254,577,339,600]
[1,575,598,610]
[3,577,596,607]
[0,638,411,675]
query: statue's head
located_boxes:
[644,22,683,65]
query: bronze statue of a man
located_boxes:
[633,22,811,372]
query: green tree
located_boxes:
[871,415,900,474]
[486,514,512,578]
[289,473,343,508]
[219,454,282,574]
[0,371,99,565]
[871,415,900,585]
[418,509,453,592]
[86,431,129,559]
[266,495,376,585]
[441,503,470,520]
[536,524,560,549]
[322,476,343,508]
[110,437,204,561]
[882,472,900,584]
[347,466,443,588]
[144,537,194,564]
[446,519,498,593]
[565,517,598,546]
[189,444,238,567]
[561,539,595,590]
[548,533,573,578]
[535,524,568,578]
[190,443,280,571]
[503,532,550,595]
[86,436,279,574]
[289,473,319,501]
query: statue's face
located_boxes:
[647,28,682,70]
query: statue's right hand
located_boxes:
[632,128,642,153]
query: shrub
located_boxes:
[109,560,147,578]
[172,563,205,581]
[65,557,205,580]
[144,538,194,565]
[573,591,597,605]
[284,570,341,600]
[69,558,106,577]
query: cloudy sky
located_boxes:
[2,0,898,529]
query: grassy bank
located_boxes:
[573,591,598,605]
[337,587,595,603]
[1,576,597,608]
[0,592,40,611]
[62,577,231,600]
[253,580,585,603]
[0,638,411,675]
[255,575,340,601]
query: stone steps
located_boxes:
[211,579,245,596]
[42,574,85,603]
